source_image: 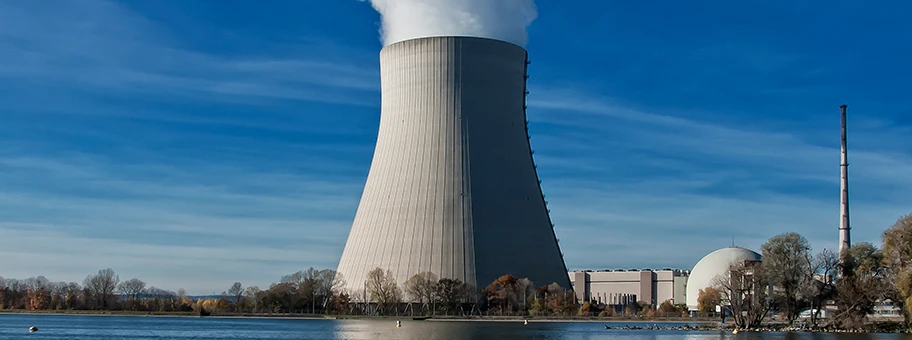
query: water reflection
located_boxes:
[330,320,912,340]
[1,314,909,340]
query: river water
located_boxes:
[0,314,904,339]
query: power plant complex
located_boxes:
[335,36,570,293]
[334,31,855,309]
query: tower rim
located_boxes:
[382,35,527,52]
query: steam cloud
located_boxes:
[364,0,538,47]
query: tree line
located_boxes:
[693,213,912,331]
[4,212,910,328]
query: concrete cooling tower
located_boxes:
[336,36,570,295]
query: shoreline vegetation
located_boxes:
[3,214,912,335]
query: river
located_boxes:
[0,314,903,339]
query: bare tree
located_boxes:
[713,260,769,329]
[315,269,345,311]
[83,268,119,309]
[761,232,812,323]
[62,282,82,309]
[803,248,839,328]
[228,282,243,311]
[364,267,401,315]
[404,272,437,308]
[117,278,146,310]
[244,286,262,312]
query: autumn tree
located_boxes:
[364,267,401,315]
[658,300,676,314]
[761,232,813,322]
[484,274,520,315]
[23,276,50,310]
[543,283,575,316]
[83,268,119,309]
[696,287,721,313]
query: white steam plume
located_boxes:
[363,0,538,47]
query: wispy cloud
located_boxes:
[1,0,909,292]
[0,0,384,293]
[527,88,912,270]
[0,150,365,293]
[0,0,380,107]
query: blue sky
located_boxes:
[1,0,910,294]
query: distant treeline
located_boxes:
[4,213,912,332]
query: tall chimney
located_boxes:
[839,104,851,255]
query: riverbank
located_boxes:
[0,310,714,322]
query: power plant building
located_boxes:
[336,36,570,294]
[569,269,689,307]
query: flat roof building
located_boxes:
[569,269,689,307]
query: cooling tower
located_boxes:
[336,36,570,295]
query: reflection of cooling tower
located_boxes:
[336,36,570,294]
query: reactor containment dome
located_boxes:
[685,247,762,311]
[335,36,571,295]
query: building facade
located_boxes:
[336,36,570,295]
[569,269,689,307]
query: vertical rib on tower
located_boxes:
[839,104,851,254]
[336,36,570,295]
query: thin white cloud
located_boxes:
[527,88,912,270]
[0,0,380,106]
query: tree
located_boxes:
[803,248,839,328]
[658,300,676,314]
[435,278,467,314]
[761,232,812,323]
[484,274,520,315]
[543,283,575,316]
[117,278,146,310]
[713,260,769,329]
[831,242,886,330]
[23,277,50,310]
[228,282,243,311]
[315,269,345,312]
[62,282,83,310]
[83,268,119,309]
[364,267,401,315]
[244,286,262,312]
[403,272,437,309]
[882,213,912,327]
[696,287,721,313]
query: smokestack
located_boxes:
[839,104,851,255]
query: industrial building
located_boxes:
[685,247,762,310]
[336,36,570,294]
[568,246,769,309]
[569,268,689,307]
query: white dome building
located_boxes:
[686,247,762,311]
